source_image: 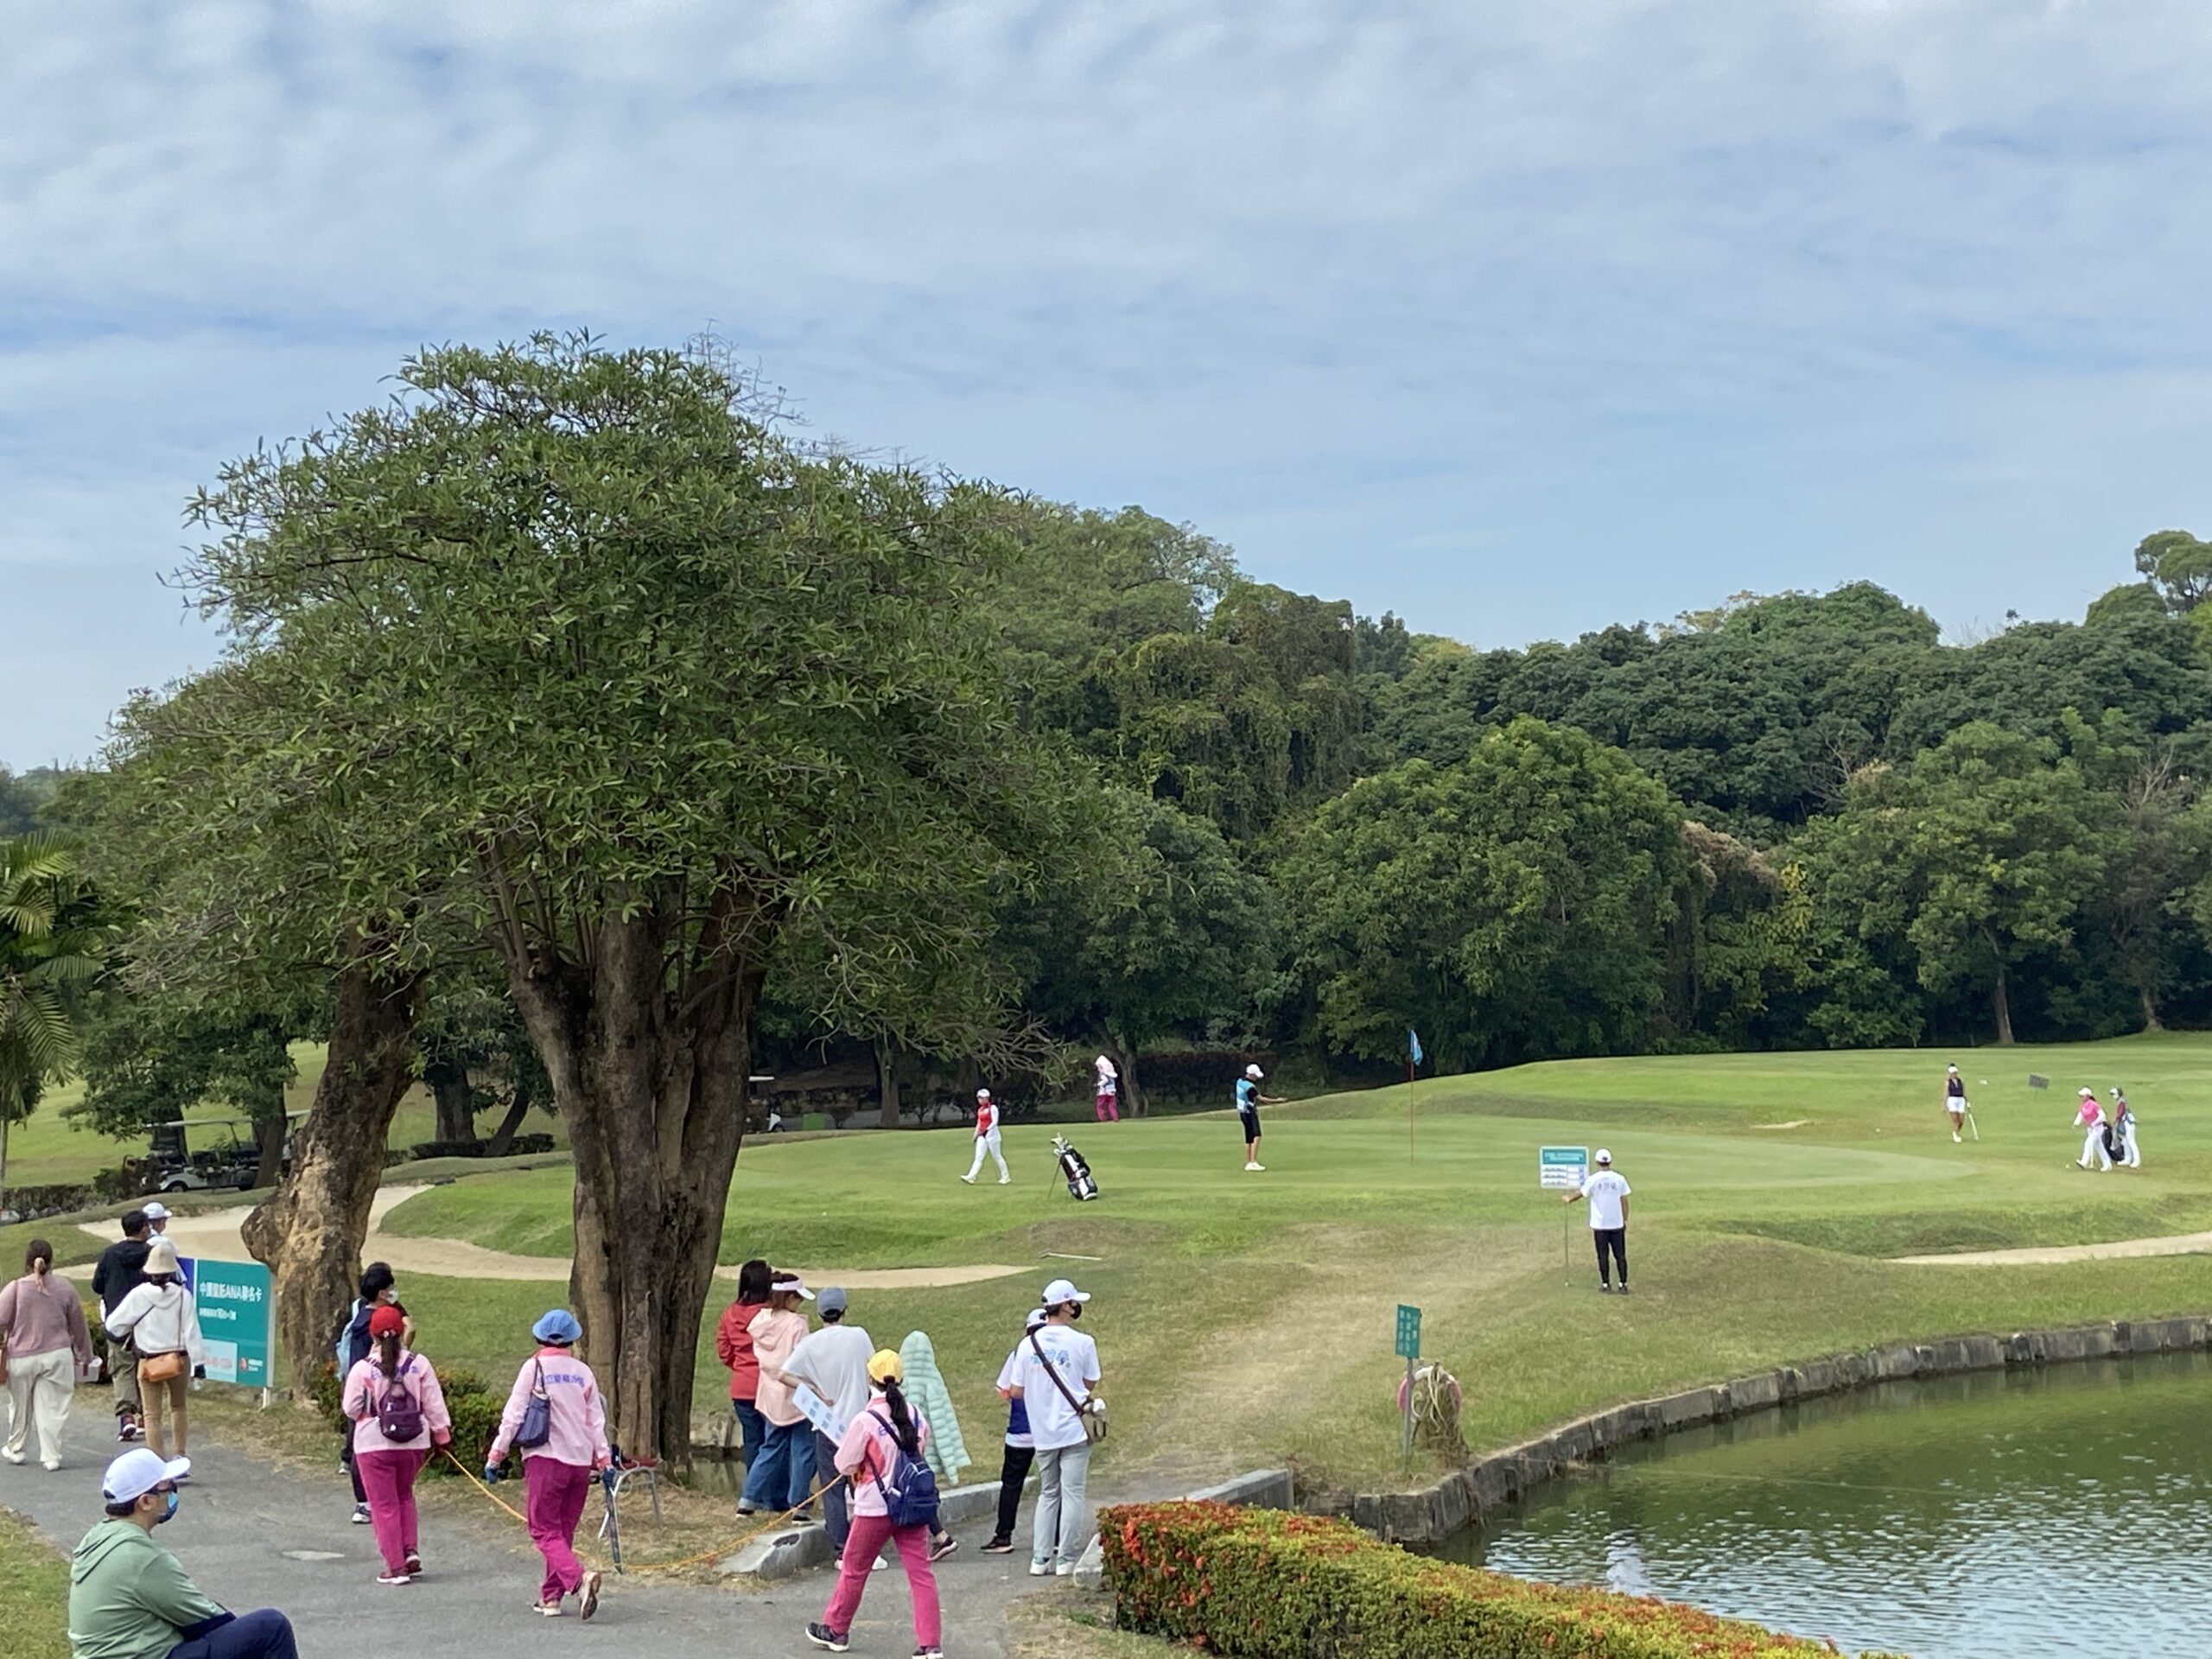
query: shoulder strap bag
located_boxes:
[1027,1328,1107,1444]
[516,1359,553,1449]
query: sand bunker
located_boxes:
[80,1184,1026,1288]
[1894,1230,2212,1267]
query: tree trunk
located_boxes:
[483,1082,533,1157]
[1992,965,2015,1046]
[876,1039,902,1129]
[241,950,422,1408]
[427,1055,479,1145]
[251,1103,287,1191]
[502,896,761,1467]
[2139,982,2164,1033]
[0,1111,11,1214]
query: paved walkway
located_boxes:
[79,1189,1027,1290]
[1894,1229,2212,1266]
[1,1402,1068,1657]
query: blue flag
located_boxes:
[1408,1029,1423,1066]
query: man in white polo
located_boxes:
[1562,1147,1631,1294]
[1007,1278,1102,1577]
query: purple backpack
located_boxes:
[377,1359,425,1442]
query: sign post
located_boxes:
[1395,1303,1422,1471]
[1540,1147,1590,1281]
[178,1257,274,1406]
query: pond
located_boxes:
[1438,1350,2212,1659]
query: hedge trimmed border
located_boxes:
[1344,1314,2211,1542]
[1102,1501,1905,1658]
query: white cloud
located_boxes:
[6,1,2212,760]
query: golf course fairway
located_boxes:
[340,1033,2212,1492]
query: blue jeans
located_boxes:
[814,1428,851,1550]
[741,1417,815,1512]
[168,1609,298,1659]
[734,1397,766,1469]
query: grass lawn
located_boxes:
[3,1042,569,1191]
[0,1508,70,1659]
[355,1032,2212,1497]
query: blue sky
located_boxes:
[9,1,2212,766]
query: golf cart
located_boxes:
[147,1111,303,1194]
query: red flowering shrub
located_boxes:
[1097,1502,1906,1659]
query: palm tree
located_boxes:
[0,834,110,1209]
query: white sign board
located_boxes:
[1539,1146,1590,1191]
[792,1386,849,1443]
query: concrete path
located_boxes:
[1,1402,1064,1657]
[1894,1230,2212,1266]
[80,1186,1027,1290]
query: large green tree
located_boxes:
[169,334,1072,1458]
[0,834,113,1205]
[1278,717,1687,1071]
[1004,787,1279,1110]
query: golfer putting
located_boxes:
[1235,1064,1283,1172]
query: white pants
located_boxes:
[4,1348,74,1465]
[2082,1125,2112,1170]
[966,1131,1008,1181]
[1032,1440,1092,1567]
[2123,1123,2141,1167]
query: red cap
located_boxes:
[368,1305,405,1338]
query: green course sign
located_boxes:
[181,1257,273,1390]
[1395,1303,1421,1360]
[1540,1145,1590,1190]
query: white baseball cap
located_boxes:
[2080,1087,2096,1098]
[139,1201,171,1221]
[1025,1308,1050,1330]
[976,1088,991,1101]
[1041,1278,1091,1306]
[1244,1064,1264,1080]
[1594,1148,1613,1165]
[1947,1065,1959,1073]
[103,1447,191,1505]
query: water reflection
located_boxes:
[1437,1350,2212,1658]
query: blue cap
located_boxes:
[532,1308,583,1345]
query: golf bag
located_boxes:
[1052,1135,1099,1202]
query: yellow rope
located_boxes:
[441,1448,850,1575]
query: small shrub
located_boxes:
[1100,1502,1907,1659]
[315,1358,503,1471]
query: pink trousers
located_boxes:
[821,1513,940,1647]
[524,1456,593,1602]
[1095,1093,1120,1122]
[356,1446,429,1574]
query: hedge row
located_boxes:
[312,1361,505,1469]
[1099,1502,1904,1659]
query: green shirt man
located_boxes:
[68,1449,297,1659]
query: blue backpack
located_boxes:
[865,1410,939,1530]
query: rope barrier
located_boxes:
[441,1447,850,1575]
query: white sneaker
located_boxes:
[1952,1132,1961,1142]
[1029,1560,1051,1576]
[959,1174,975,1185]
[1244,1161,1265,1172]
[0,1450,24,1465]
[1055,1561,1076,1576]
[997,1176,1010,1184]
[41,1459,61,1472]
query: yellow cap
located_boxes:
[867,1349,903,1385]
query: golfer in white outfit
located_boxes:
[2113,1088,2141,1168]
[962,1089,1010,1185]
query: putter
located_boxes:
[1965,1104,1980,1142]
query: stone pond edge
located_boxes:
[1334,1313,2212,1544]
